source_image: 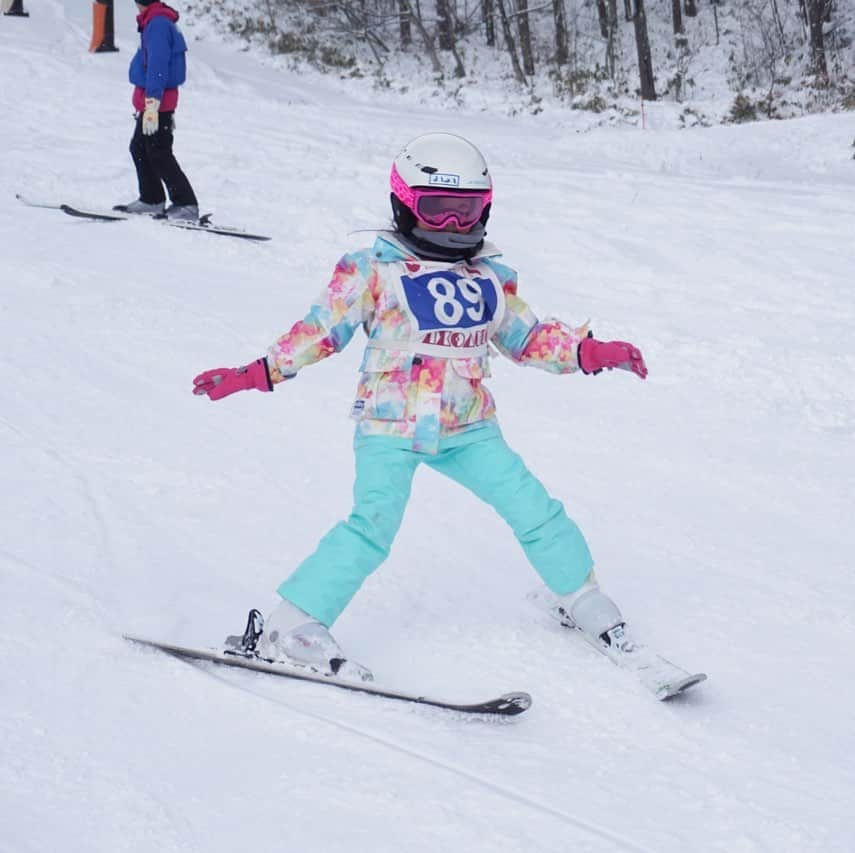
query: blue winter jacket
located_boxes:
[128,4,187,103]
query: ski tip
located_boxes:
[497,691,533,714]
[122,633,158,648]
[657,672,707,700]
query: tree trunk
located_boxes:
[632,0,657,100]
[596,0,609,38]
[402,0,443,73]
[496,0,527,83]
[436,0,466,76]
[437,0,454,50]
[517,0,535,76]
[671,0,683,36]
[398,0,412,46]
[770,0,786,42]
[482,0,495,47]
[683,0,697,17]
[807,0,829,79]
[553,0,569,66]
[606,0,618,79]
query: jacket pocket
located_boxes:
[353,348,414,421]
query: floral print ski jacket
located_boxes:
[267,233,588,454]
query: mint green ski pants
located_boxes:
[277,423,594,626]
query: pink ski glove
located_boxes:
[578,335,648,379]
[192,358,273,401]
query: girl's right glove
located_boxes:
[193,358,273,400]
[141,98,160,136]
[578,335,648,379]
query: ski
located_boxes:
[15,193,63,210]
[62,205,128,222]
[15,194,271,241]
[61,204,272,241]
[529,591,707,700]
[123,633,532,717]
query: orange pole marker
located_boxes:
[89,0,119,53]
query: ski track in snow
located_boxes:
[184,657,652,853]
[2,1,855,851]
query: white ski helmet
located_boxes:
[390,132,493,259]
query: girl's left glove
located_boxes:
[578,336,648,379]
[193,358,273,401]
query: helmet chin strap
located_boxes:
[401,222,486,261]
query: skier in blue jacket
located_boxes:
[120,1,198,220]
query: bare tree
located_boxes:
[684,0,697,16]
[769,0,786,42]
[553,0,569,65]
[596,0,609,38]
[398,0,412,46]
[806,0,830,79]
[626,0,657,100]
[516,0,536,76]
[401,0,443,73]
[338,1,389,65]
[671,0,683,36]
[482,0,496,46]
[496,0,527,83]
[437,0,454,49]
[434,0,466,76]
[606,0,619,79]
[731,0,792,114]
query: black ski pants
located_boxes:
[129,111,197,207]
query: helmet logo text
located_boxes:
[428,173,461,188]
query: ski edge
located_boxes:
[123,634,532,717]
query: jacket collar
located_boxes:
[137,2,179,29]
[371,231,502,263]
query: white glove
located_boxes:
[141,98,160,136]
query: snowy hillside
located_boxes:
[196,0,855,125]
[2,2,855,851]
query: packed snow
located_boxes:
[1,2,854,851]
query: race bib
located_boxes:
[400,270,498,332]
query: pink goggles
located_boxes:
[391,165,492,230]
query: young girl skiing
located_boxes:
[121,1,198,221]
[193,133,648,681]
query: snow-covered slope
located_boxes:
[191,0,855,124]
[1,3,854,851]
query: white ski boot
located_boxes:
[164,203,199,221]
[119,199,165,215]
[556,582,635,654]
[256,599,373,683]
